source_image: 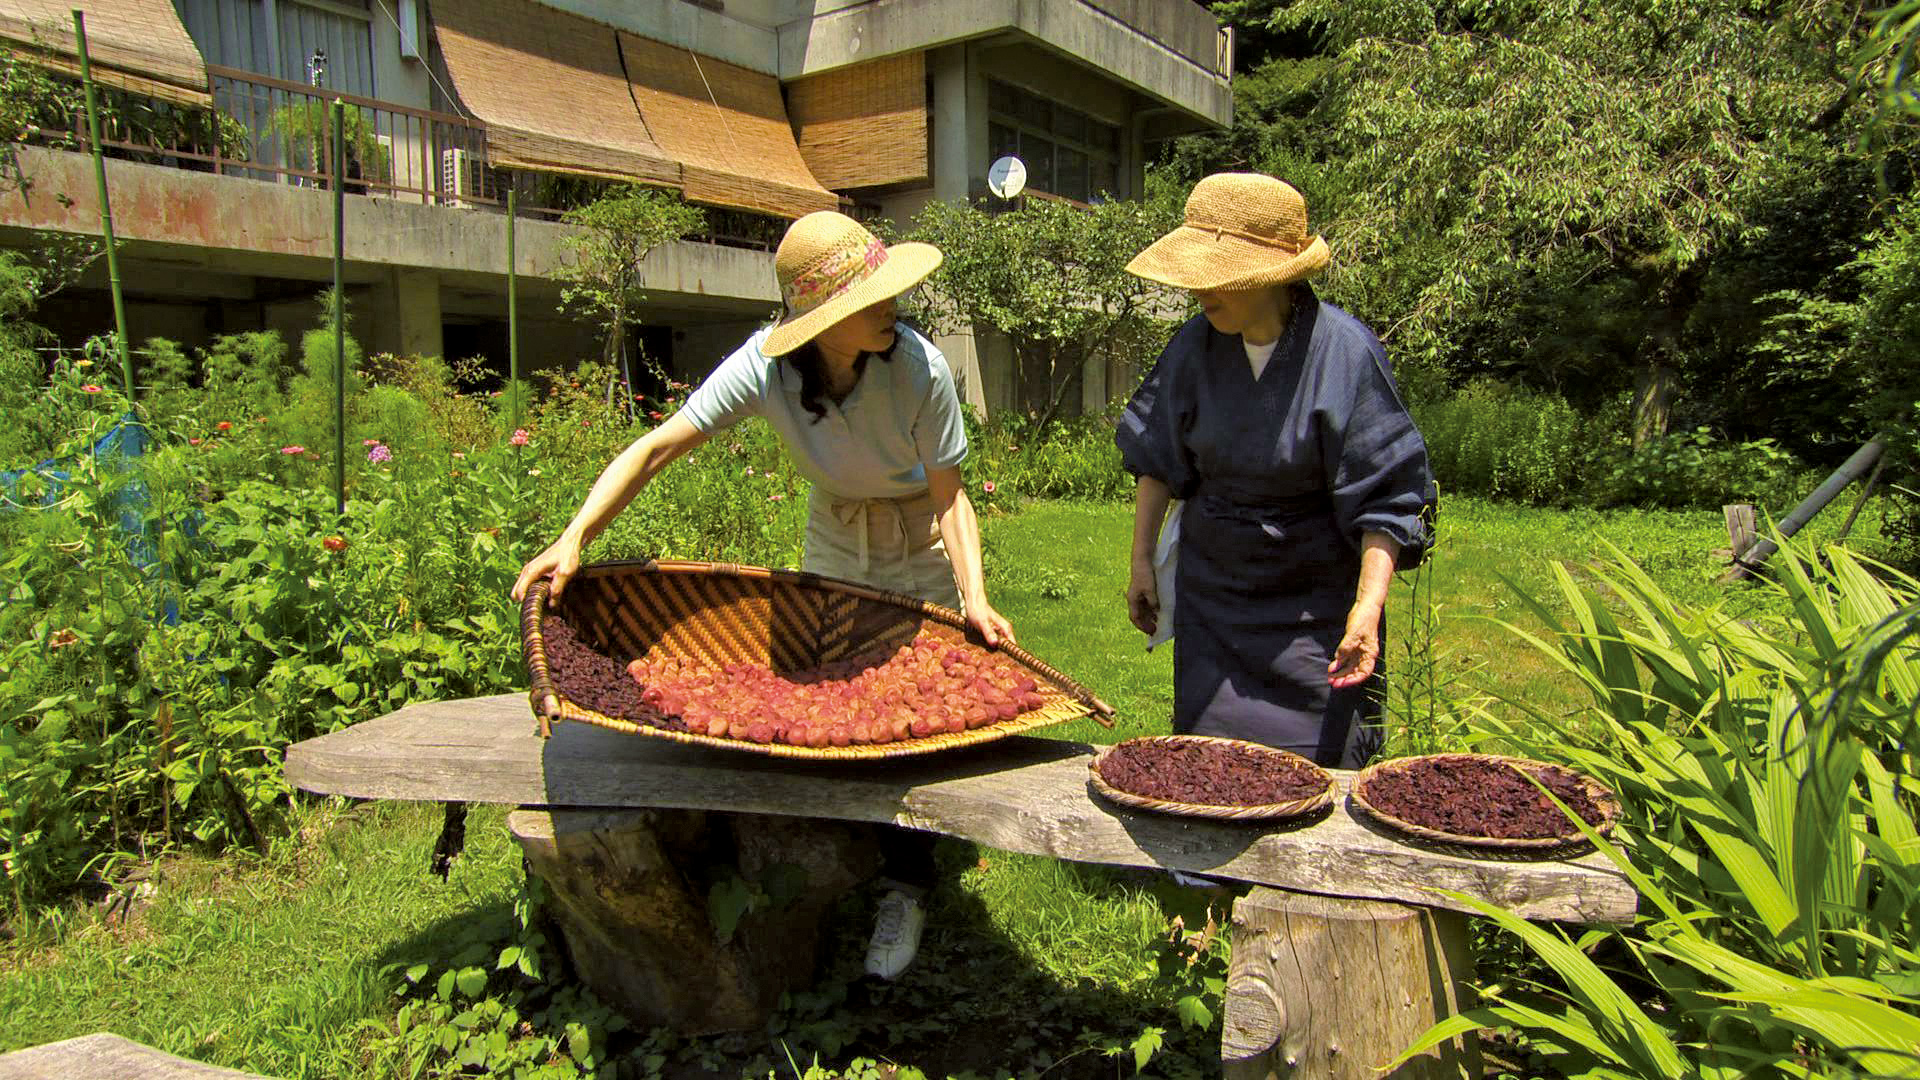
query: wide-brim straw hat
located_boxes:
[1126,173,1330,291]
[763,211,943,357]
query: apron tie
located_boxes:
[824,492,921,580]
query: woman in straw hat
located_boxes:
[1116,173,1435,769]
[512,209,1014,979]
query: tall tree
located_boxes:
[557,185,705,396]
[1218,0,1880,444]
[906,195,1180,427]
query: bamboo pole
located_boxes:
[331,99,346,516]
[72,10,133,398]
[508,187,519,432]
[1723,436,1887,581]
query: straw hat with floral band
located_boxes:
[762,211,943,358]
[1125,173,1329,292]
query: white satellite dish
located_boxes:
[986,155,1027,199]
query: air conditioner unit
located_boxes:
[440,147,496,207]
[369,133,397,198]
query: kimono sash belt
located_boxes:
[1189,491,1331,524]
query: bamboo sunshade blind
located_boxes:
[0,0,211,107]
[614,31,837,218]
[786,52,928,191]
[430,0,679,186]
[430,0,835,218]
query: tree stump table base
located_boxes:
[1223,887,1481,1079]
[509,807,880,1034]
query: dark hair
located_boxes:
[785,323,904,424]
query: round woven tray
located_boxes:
[1349,753,1621,851]
[1087,735,1335,822]
[521,558,1114,760]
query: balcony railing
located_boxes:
[41,64,790,249]
[204,64,492,206]
[56,63,497,208]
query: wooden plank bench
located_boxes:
[286,695,1638,1078]
[0,1033,275,1079]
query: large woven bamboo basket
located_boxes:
[521,559,1114,760]
[1088,736,1335,822]
[1350,753,1622,852]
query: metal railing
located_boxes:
[61,63,494,207]
[47,65,799,248]
[203,64,490,205]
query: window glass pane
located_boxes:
[1089,155,1118,200]
[988,79,1016,117]
[1053,105,1087,143]
[1023,133,1054,193]
[1057,146,1088,202]
[1016,88,1050,129]
[1095,120,1121,153]
[989,122,1018,161]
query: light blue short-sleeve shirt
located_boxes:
[676,324,969,500]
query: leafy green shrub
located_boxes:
[0,342,824,911]
[1431,540,1920,1078]
[1411,379,1613,505]
[1593,426,1814,512]
[964,409,1132,506]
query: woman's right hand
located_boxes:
[512,533,584,604]
[1126,557,1159,636]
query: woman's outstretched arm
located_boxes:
[511,413,711,602]
[926,465,1014,647]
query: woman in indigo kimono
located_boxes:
[1116,173,1435,769]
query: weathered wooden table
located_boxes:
[285,695,1637,1079]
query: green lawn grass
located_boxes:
[0,495,1896,1078]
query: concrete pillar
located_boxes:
[930,44,972,203]
[1080,349,1107,415]
[930,44,995,417]
[395,268,442,360]
[931,330,987,415]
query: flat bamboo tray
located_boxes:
[1350,753,1621,852]
[1088,735,1335,822]
[521,559,1114,760]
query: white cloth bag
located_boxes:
[1147,500,1181,651]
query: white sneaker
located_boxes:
[864,889,926,980]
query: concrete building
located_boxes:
[0,0,1229,412]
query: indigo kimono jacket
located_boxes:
[1116,285,1436,767]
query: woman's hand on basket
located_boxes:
[512,534,584,604]
[1126,557,1159,636]
[967,597,1017,648]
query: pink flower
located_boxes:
[280,445,306,455]
[216,421,232,432]
[648,411,663,421]
[368,444,392,464]
[188,437,201,446]
[744,466,755,477]
[510,429,529,446]
[982,481,997,494]
[81,384,102,394]
[362,438,382,446]
[769,493,785,502]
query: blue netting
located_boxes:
[1,413,187,623]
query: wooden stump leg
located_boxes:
[509,807,880,1035]
[1222,887,1481,1080]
